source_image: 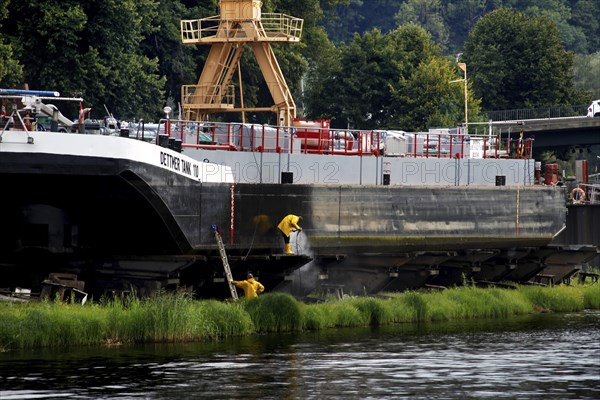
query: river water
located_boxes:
[0,310,598,399]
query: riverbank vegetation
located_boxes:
[0,283,598,351]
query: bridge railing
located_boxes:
[483,104,589,121]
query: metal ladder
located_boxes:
[211,224,238,300]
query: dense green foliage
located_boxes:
[0,283,598,350]
[574,52,600,98]
[0,0,596,127]
[464,8,589,110]
[1,0,168,120]
[322,0,600,55]
[305,24,481,130]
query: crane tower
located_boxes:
[180,0,303,126]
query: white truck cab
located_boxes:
[587,99,600,117]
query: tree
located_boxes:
[0,36,22,87]
[303,23,477,131]
[444,0,498,54]
[573,52,600,100]
[0,0,22,86]
[320,0,402,44]
[2,0,166,120]
[333,28,400,129]
[301,28,343,121]
[395,0,449,51]
[329,27,418,129]
[391,56,481,131]
[464,8,590,111]
[571,0,600,54]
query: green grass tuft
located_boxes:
[581,284,600,309]
[519,285,584,312]
[346,297,394,326]
[244,293,302,333]
[0,283,597,350]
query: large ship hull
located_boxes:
[0,129,578,299]
[227,183,564,254]
[225,183,573,296]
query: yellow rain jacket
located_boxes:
[277,214,302,237]
[232,277,265,299]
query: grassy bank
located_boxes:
[0,283,598,350]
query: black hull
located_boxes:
[0,147,585,299]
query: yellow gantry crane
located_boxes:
[180,0,303,126]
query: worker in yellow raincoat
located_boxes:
[277,214,303,254]
[231,273,264,299]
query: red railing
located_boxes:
[155,119,526,159]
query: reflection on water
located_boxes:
[0,311,598,399]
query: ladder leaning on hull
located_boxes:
[211,224,238,301]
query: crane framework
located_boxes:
[180,0,303,126]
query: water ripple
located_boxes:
[0,311,598,399]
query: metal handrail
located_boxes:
[181,84,235,108]
[153,119,528,160]
[181,14,302,43]
[483,104,589,121]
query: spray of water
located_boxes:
[271,230,316,296]
[290,230,313,257]
[286,261,321,297]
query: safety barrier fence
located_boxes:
[483,104,589,121]
[181,14,303,43]
[154,119,532,160]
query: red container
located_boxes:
[293,118,330,150]
[544,163,560,185]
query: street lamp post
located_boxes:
[458,62,467,136]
